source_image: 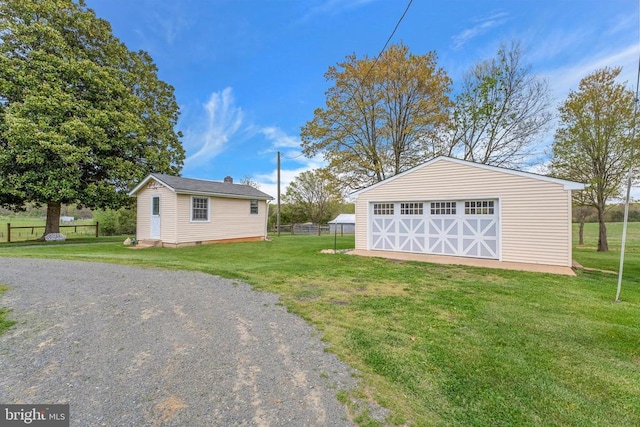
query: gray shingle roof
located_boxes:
[151,173,273,200]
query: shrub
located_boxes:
[93,207,136,236]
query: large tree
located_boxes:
[301,44,452,191]
[550,67,638,252]
[447,42,551,167]
[0,0,185,238]
[282,169,343,230]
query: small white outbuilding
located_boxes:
[129,174,273,247]
[350,156,585,269]
[328,214,356,233]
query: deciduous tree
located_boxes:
[447,42,551,167]
[282,169,343,231]
[550,67,638,252]
[301,44,452,190]
[0,0,185,238]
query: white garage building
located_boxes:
[350,157,585,268]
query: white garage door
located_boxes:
[370,200,499,259]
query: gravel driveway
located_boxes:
[0,258,358,426]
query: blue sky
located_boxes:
[85,0,639,199]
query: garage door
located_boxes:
[370,200,499,259]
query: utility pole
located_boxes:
[277,151,281,237]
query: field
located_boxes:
[0,223,638,426]
[0,216,99,243]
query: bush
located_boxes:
[93,207,136,236]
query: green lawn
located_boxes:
[0,285,16,335]
[0,225,638,426]
[0,216,99,243]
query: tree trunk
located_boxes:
[578,219,584,246]
[597,207,608,252]
[41,201,61,240]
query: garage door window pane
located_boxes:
[374,203,394,215]
[430,202,456,215]
[465,200,494,215]
[401,202,423,215]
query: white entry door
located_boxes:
[370,200,499,259]
[150,196,160,239]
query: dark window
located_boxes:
[430,202,456,215]
[250,199,259,215]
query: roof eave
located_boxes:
[174,189,273,200]
[128,174,175,196]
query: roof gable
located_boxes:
[350,156,585,197]
[129,174,274,200]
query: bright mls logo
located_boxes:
[0,404,69,426]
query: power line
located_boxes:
[291,0,414,164]
[362,0,413,84]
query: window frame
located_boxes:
[250,199,259,215]
[464,200,495,215]
[373,203,395,215]
[400,202,424,215]
[190,196,210,222]
[430,201,457,215]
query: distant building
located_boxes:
[328,214,355,234]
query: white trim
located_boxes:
[350,156,586,198]
[150,195,161,239]
[250,199,259,215]
[175,190,272,200]
[129,176,174,196]
[190,196,210,223]
[367,197,501,260]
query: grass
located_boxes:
[0,226,638,426]
[0,216,99,243]
[0,285,16,335]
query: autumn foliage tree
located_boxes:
[550,67,638,252]
[0,0,185,238]
[301,44,452,190]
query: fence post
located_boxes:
[7,223,10,243]
[95,222,99,238]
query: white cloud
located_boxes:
[299,0,377,23]
[260,126,301,148]
[452,11,509,49]
[543,43,640,104]
[251,126,326,201]
[184,87,244,168]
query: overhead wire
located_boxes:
[284,0,414,164]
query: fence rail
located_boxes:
[5,222,99,243]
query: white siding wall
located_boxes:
[175,195,267,243]
[135,183,177,242]
[355,160,573,267]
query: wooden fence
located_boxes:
[5,222,99,243]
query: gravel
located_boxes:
[0,258,359,426]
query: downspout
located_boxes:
[264,200,270,240]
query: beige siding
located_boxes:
[355,160,573,267]
[175,195,267,243]
[135,182,177,242]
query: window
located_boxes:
[250,199,259,215]
[373,203,394,215]
[151,196,160,216]
[465,200,495,215]
[430,201,456,215]
[401,202,423,215]
[191,197,209,221]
